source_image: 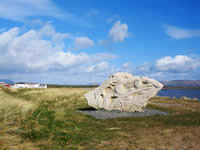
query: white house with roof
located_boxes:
[0,82,6,87]
[12,82,47,88]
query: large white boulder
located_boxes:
[85,72,163,112]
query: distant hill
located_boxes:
[0,79,14,84]
[161,80,200,87]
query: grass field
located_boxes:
[0,87,200,150]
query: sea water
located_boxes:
[157,89,200,99]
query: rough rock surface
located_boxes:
[85,72,163,112]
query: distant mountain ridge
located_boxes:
[0,79,14,84]
[161,80,200,87]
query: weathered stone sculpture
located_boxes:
[85,72,163,112]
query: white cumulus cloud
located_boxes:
[133,55,200,81]
[155,55,200,72]
[87,61,112,73]
[0,23,115,75]
[164,24,200,39]
[73,37,94,50]
[137,63,151,72]
[109,20,129,42]
[119,62,133,73]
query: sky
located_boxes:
[0,0,200,84]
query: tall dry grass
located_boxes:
[0,87,88,149]
[0,88,39,149]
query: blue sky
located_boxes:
[0,0,200,84]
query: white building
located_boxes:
[0,82,6,87]
[12,82,47,88]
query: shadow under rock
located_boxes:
[78,107,97,111]
[78,107,168,120]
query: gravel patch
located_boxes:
[78,109,168,119]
